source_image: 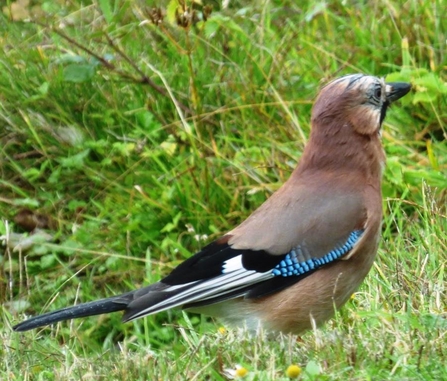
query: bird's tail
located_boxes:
[12,292,133,332]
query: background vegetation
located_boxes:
[0,0,446,379]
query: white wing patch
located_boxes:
[126,258,274,321]
[222,255,243,273]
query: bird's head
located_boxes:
[311,74,411,136]
[297,74,411,178]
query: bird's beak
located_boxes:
[385,82,412,103]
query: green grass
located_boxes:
[1,0,446,379]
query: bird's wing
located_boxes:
[123,172,371,321]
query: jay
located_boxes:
[13,74,411,335]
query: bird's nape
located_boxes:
[12,73,411,336]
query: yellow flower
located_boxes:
[286,364,302,378]
[223,364,249,379]
[235,366,248,378]
[218,326,227,335]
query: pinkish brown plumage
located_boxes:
[13,74,411,335]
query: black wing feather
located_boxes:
[162,237,286,286]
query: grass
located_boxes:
[0,0,446,379]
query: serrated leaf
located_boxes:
[386,68,429,83]
[412,90,438,104]
[385,72,411,83]
[414,73,447,94]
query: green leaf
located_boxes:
[22,167,42,182]
[204,19,220,38]
[404,170,447,188]
[112,142,135,156]
[207,14,245,35]
[305,1,328,22]
[48,167,61,184]
[304,360,322,377]
[166,0,179,25]
[412,91,438,104]
[135,110,157,130]
[59,149,90,168]
[385,72,412,83]
[98,0,113,24]
[385,156,404,185]
[413,73,447,93]
[12,198,40,207]
[41,1,62,14]
[54,54,87,65]
[38,82,49,95]
[160,212,182,233]
[40,254,56,269]
[63,64,96,83]
[411,73,447,103]
[58,239,83,256]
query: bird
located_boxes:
[13,74,411,335]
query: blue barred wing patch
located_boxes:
[272,230,364,277]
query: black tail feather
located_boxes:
[12,294,131,332]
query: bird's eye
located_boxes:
[374,88,382,99]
